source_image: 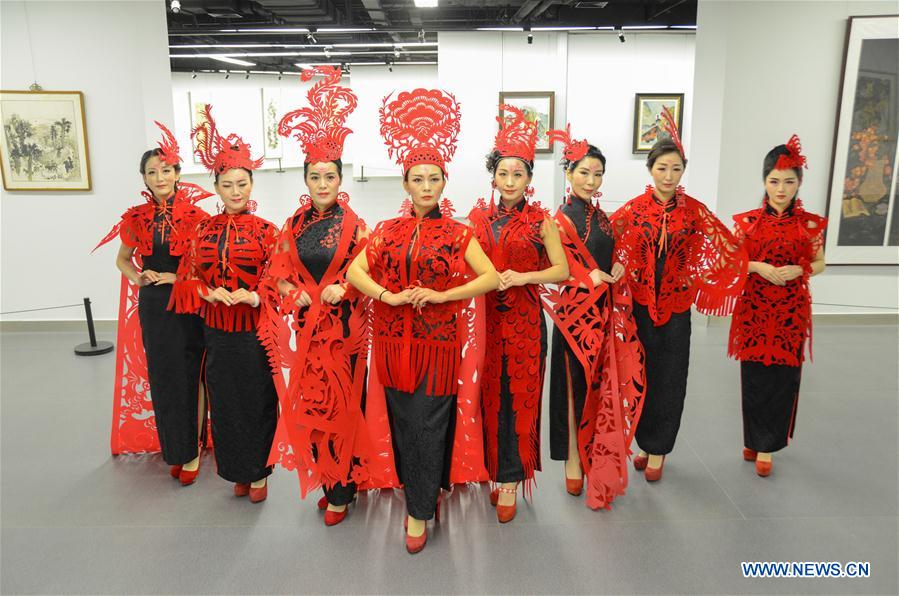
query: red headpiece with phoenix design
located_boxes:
[494,105,538,162]
[659,105,685,159]
[153,121,182,165]
[774,134,808,171]
[546,123,589,164]
[379,88,461,175]
[191,104,264,174]
[278,66,357,163]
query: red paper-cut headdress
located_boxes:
[153,121,182,165]
[278,65,357,164]
[659,106,685,158]
[774,134,808,170]
[192,104,264,174]
[494,104,538,162]
[547,123,589,164]
[379,88,461,175]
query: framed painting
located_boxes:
[825,15,899,264]
[633,93,684,154]
[261,87,283,159]
[0,90,91,191]
[498,91,555,154]
[188,90,212,165]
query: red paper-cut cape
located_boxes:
[360,203,488,488]
[257,197,374,497]
[539,207,647,510]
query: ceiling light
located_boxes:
[211,56,256,66]
[621,25,668,30]
[476,27,524,31]
[317,28,375,33]
[413,0,438,7]
[170,0,181,13]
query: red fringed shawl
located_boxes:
[610,186,748,325]
[170,211,278,331]
[93,183,213,454]
[728,201,826,367]
[468,198,548,487]
[257,198,373,497]
[362,204,488,487]
[541,207,646,510]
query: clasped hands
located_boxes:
[293,284,347,307]
[753,263,803,286]
[137,270,177,286]
[588,262,625,287]
[204,287,259,306]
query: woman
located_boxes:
[258,66,371,525]
[347,88,499,554]
[170,105,279,502]
[728,135,826,477]
[544,125,645,510]
[94,122,210,484]
[468,106,568,523]
[611,108,747,482]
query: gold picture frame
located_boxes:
[1,90,91,191]
[498,91,555,155]
[633,93,684,154]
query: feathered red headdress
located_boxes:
[379,88,461,175]
[191,104,264,174]
[659,106,685,158]
[774,134,808,171]
[153,121,182,165]
[546,123,589,164]
[278,65,357,163]
[494,105,538,162]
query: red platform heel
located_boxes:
[249,479,267,503]
[645,455,666,482]
[234,483,250,497]
[633,453,649,471]
[743,448,758,462]
[496,486,517,523]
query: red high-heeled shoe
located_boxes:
[565,476,584,496]
[489,488,499,507]
[633,454,649,471]
[249,481,267,503]
[170,465,182,479]
[405,526,428,554]
[317,495,329,510]
[179,461,200,486]
[324,507,348,526]
[496,486,517,523]
[755,458,772,477]
[234,483,250,497]
[645,455,666,482]
[743,448,758,462]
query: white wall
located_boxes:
[1,1,174,322]
[692,0,899,314]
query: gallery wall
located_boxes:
[691,0,899,314]
[0,0,175,322]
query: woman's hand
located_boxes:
[320,284,346,305]
[498,270,530,291]
[381,289,412,307]
[775,265,804,282]
[139,269,161,286]
[294,290,312,308]
[610,262,625,283]
[753,262,786,286]
[229,288,258,305]
[204,287,234,305]
[589,268,616,287]
[407,287,447,309]
[154,272,178,285]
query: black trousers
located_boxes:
[204,326,278,484]
[385,382,456,520]
[312,441,358,507]
[741,360,802,453]
[633,304,692,455]
[137,284,205,465]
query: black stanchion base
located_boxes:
[74,341,114,356]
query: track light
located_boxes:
[307,33,317,44]
[170,0,181,13]
[245,72,250,79]
[418,29,425,42]
[191,70,197,79]
[394,49,400,58]
[617,29,626,43]
[225,70,230,79]
[388,62,393,72]
[527,33,533,44]
[278,71,282,80]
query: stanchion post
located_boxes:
[74,296,114,356]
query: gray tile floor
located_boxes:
[1,322,897,595]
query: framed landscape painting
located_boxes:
[633,93,684,154]
[498,91,555,154]
[1,90,91,191]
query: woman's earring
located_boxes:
[246,200,258,214]
[525,185,535,198]
[592,190,602,199]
